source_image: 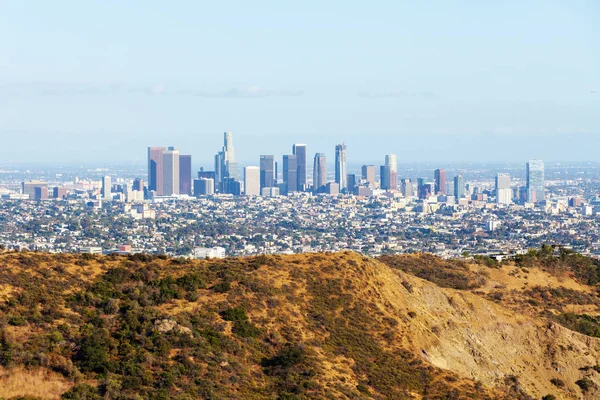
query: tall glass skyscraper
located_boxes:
[384,154,398,190]
[293,144,307,191]
[495,173,512,205]
[454,174,465,199]
[162,147,180,196]
[335,143,347,192]
[313,153,327,193]
[282,155,298,194]
[260,155,275,189]
[526,160,545,203]
[148,146,166,195]
[434,169,446,195]
[179,154,192,195]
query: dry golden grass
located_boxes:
[0,366,73,399]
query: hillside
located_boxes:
[0,251,598,399]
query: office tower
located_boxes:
[34,186,49,200]
[335,143,347,191]
[260,155,275,189]
[222,178,242,195]
[53,187,68,199]
[385,154,398,190]
[179,155,192,195]
[361,165,376,187]
[214,152,224,185]
[148,146,166,195]
[347,174,357,194]
[417,177,426,197]
[282,155,298,195]
[194,178,215,196]
[102,176,112,200]
[380,165,392,190]
[244,166,261,195]
[434,169,446,195]
[215,132,238,186]
[495,173,512,205]
[401,178,413,197]
[223,132,238,180]
[454,174,465,199]
[132,178,144,192]
[293,144,307,191]
[162,147,180,195]
[526,160,545,203]
[313,153,327,193]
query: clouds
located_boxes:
[0,82,303,98]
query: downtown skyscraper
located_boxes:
[162,147,180,196]
[313,153,327,193]
[434,169,446,195]
[282,155,298,195]
[215,132,238,187]
[179,154,192,195]
[495,173,512,204]
[148,146,166,195]
[361,165,376,187]
[381,154,397,190]
[526,160,545,203]
[260,155,275,189]
[244,166,260,196]
[454,174,465,199]
[335,143,347,192]
[293,144,307,191]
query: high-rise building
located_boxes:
[148,147,166,195]
[454,174,465,199]
[223,132,237,179]
[33,186,48,200]
[102,176,112,200]
[385,155,398,190]
[22,180,49,200]
[179,155,192,195]
[335,143,347,192]
[260,155,275,189]
[193,178,215,196]
[244,166,260,196]
[293,144,307,191]
[215,132,238,188]
[526,160,545,203]
[361,165,376,187]
[282,155,298,195]
[417,177,426,198]
[313,153,327,193]
[132,178,144,192]
[401,178,413,197]
[495,173,512,205]
[434,169,446,195]
[380,165,392,190]
[347,174,357,194]
[162,147,180,195]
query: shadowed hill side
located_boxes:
[0,251,597,399]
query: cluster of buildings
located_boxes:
[1,131,598,259]
[140,132,548,207]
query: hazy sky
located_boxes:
[0,1,598,165]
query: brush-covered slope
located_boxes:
[0,250,598,399]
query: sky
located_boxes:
[0,0,598,166]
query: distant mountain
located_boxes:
[0,249,599,399]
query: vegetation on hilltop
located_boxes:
[0,251,510,400]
